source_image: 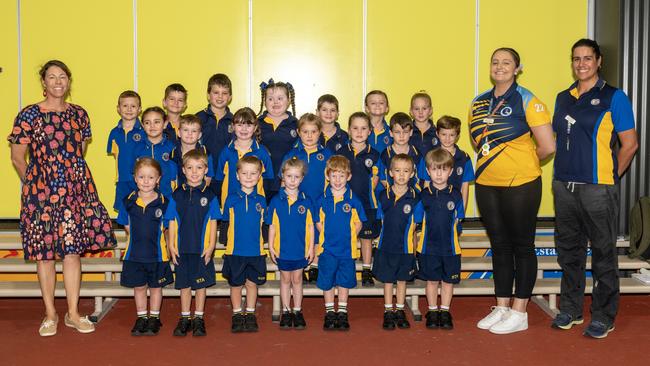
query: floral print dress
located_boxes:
[8,103,116,260]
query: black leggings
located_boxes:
[475,177,541,299]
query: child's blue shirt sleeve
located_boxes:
[116,205,129,226]
[215,149,227,181]
[208,197,222,220]
[413,201,424,224]
[462,159,475,183]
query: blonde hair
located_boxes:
[179,114,202,130]
[281,157,308,177]
[134,157,162,177]
[182,148,209,167]
[425,148,454,170]
[236,155,263,172]
[298,113,323,131]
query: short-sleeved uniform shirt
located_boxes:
[170,142,214,186]
[197,105,233,160]
[215,140,274,206]
[410,120,440,155]
[163,121,179,144]
[106,119,144,183]
[265,190,315,261]
[552,79,636,184]
[376,187,422,254]
[168,181,222,254]
[316,186,367,259]
[379,145,423,187]
[133,136,177,197]
[319,122,349,153]
[418,146,475,189]
[415,185,464,256]
[336,143,383,209]
[369,119,393,153]
[117,192,172,263]
[258,112,298,192]
[469,83,551,187]
[281,141,333,203]
[222,189,267,256]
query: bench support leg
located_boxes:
[531,295,559,318]
[89,296,119,323]
[407,295,422,321]
[272,295,281,322]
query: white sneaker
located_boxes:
[489,310,528,334]
[477,306,509,330]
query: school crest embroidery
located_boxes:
[342,203,351,213]
[364,158,373,168]
[297,205,306,214]
[591,98,600,105]
[456,167,463,176]
[256,203,263,212]
[447,201,455,210]
[383,136,390,144]
[500,106,513,117]
[316,153,324,161]
[162,153,170,161]
[335,143,342,151]
[200,197,208,207]
[290,129,297,138]
[432,137,438,146]
[403,204,412,214]
[133,133,141,142]
[155,209,163,218]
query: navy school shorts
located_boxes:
[121,260,173,288]
[416,254,461,284]
[316,251,357,291]
[372,250,417,283]
[174,254,216,290]
[222,255,267,287]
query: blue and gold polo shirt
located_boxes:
[106,119,144,183]
[379,145,422,187]
[163,121,179,143]
[553,79,635,184]
[376,187,422,254]
[335,143,383,209]
[265,190,315,261]
[369,119,393,153]
[281,141,333,203]
[215,139,274,206]
[409,119,440,155]
[469,82,550,187]
[170,142,214,186]
[223,189,267,256]
[418,146,475,189]
[415,185,464,256]
[197,105,233,160]
[168,181,222,255]
[259,111,298,191]
[133,136,177,197]
[319,122,349,153]
[316,186,367,259]
[117,192,172,263]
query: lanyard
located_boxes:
[478,98,505,156]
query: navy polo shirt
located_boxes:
[258,111,298,191]
[117,192,172,263]
[163,121,179,144]
[170,142,214,186]
[106,119,144,182]
[415,185,464,256]
[369,119,393,153]
[379,145,422,187]
[336,143,383,209]
[265,190,315,260]
[133,136,177,198]
[418,146,474,189]
[281,141,333,203]
[316,186,367,259]
[409,120,440,155]
[552,79,635,184]
[223,189,267,256]
[376,187,422,254]
[168,181,222,254]
[197,105,233,160]
[319,122,349,152]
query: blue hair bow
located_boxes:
[259,78,274,91]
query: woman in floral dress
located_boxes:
[8,60,116,336]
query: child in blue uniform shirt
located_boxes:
[134,107,177,198]
[170,114,214,187]
[266,158,315,329]
[409,92,440,155]
[107,90,143,211]
[167,149,221,337]
[415,149,465,330]
[316,94,349,153]
[118,158,174,336]
[374,154,421,330]
[315,156,366,331]
[336,112,384,286]
[379,112,423,189]
[197,73,234,160]
[162,83,187,143]
[222,156,268,333]
[365,90,392,153]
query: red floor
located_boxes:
[0,295,648,365]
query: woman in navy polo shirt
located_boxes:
[551,39,638,339]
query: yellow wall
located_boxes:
[1,0,587,218]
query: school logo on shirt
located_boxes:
[500,106,513,117]
[591,98,600,106]
[335,143,342,151]
[383,136,390,144]
[447,201,455,211]
[432,137,438,146]
[200,197,208,207]
[456,167,463,176]
[297,205,306,214]
[255,203,263,213]
[155,208,163,218]
[403,204,412,214]
[364,158,373,168]
[228,124,234,133]
[342,203,351,213]
[162,153,170,161]
[316,153,324,161]
[133,133,141,142]
[290,129,297,138]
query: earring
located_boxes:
[42,90,47,97]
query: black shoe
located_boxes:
[131,317,149,336]
[439,310,453,330]
[323,311,338,330]
[361,268,374,286]
[231,313,245,333]
[382,311,396,330]
[192,317,206,336]
[293,310,307,329]
[145,317,162,335]
[395,309,410,329]
[337,312,350,331]
[308,267,319,283]
[279,312,293,329]
[425,310,439,329]
[244,313,259,332]
[172,317,192,337]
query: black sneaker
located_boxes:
[323,311,338,330]
[231,313,245,333]
[131,317,149,336]
[145,317,162,335]
[382,311,396,330]
[308,267,319,283]
[172,317,192,336]
[425,310,439,329]
[439,310,453,330]
[361,268,374,287]
[192,317,206,337]
[244,313,259,332]
[337,312,350,331]
[551,313,584,330]
[293,311,307,329]
[279,312,293,329]
[395,309,410,329]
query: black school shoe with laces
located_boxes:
[293,311,307,329]
[279,312,293,329]
[382,311,396,330]
[337,312,350,331]
[145,317,162,335]
[361,268,374,286]
[394,309,410,329]
[425,310,440,329]
[192,317,207,336]
[231,313,245,333]
[244,313,259,332]
[439,310,454,330]
[323,311,338,330]
[131,317,149,336]
[173,317,192,336]
[307,267,319,283]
